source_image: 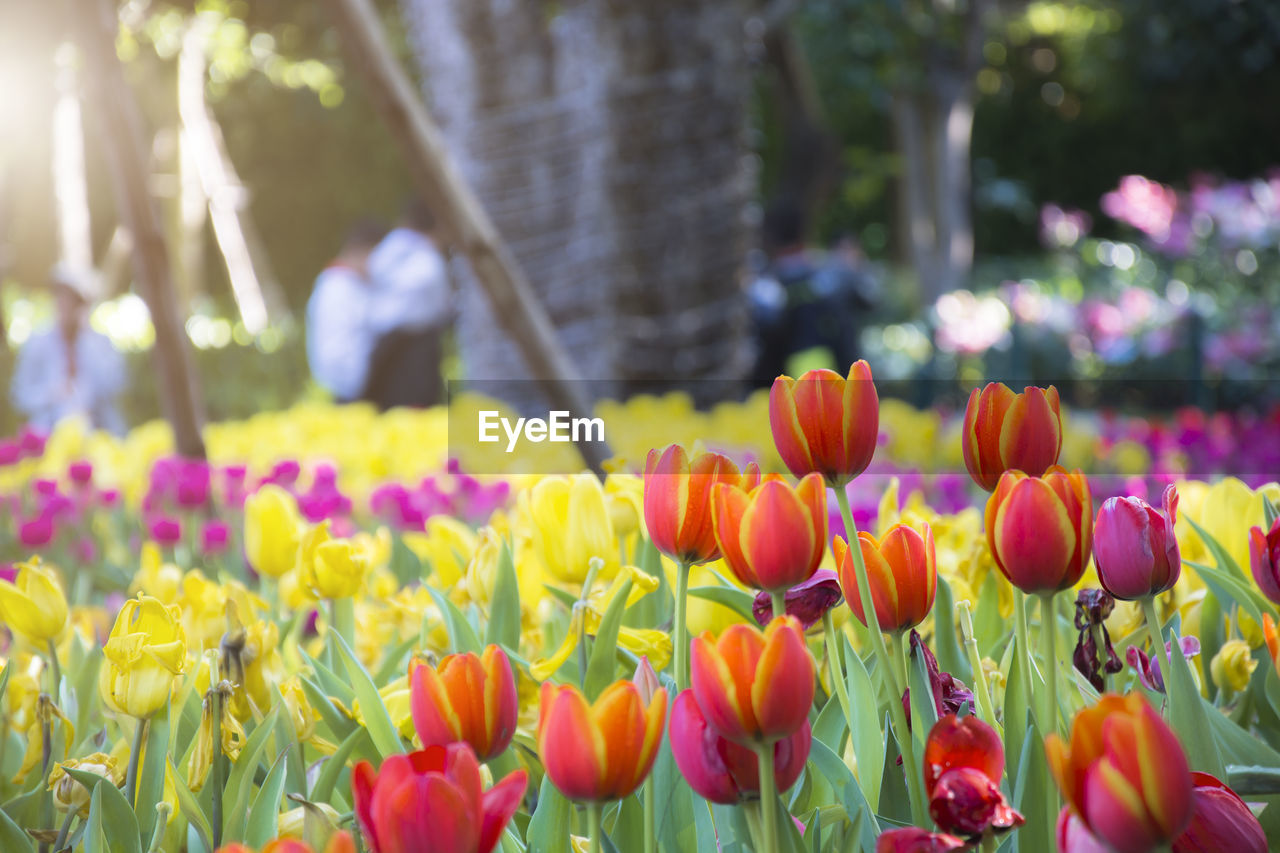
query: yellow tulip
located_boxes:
[526,473,619,583]
[48,752,120,815]
[244,484,302,578]
[0,558,68,644]
[405,517,478,588]
[14,695,73,784]
[1210,639,1258,693]
[1178,477,1280,572]
[130,543,183,604]
[100,596,188,719]
[298,521,368,600]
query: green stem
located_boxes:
[835,488,928,827]
[51,807,76,853]
[742,800,764,852]
[330,597,355,651]
[957,601,998,731]
[1039,594,1060,734]
[674,561,691,692]
[1013,589,1037,720]
[587,801,604,853]
[755,744,778,853]
[770,591,787,619]
[124,718,148,809]
[1142,597,1173,708]
[822,611,855,736]
[146,803,171,853]
[888,630,927,823]
[211,691,226,849]
[643,775,655,853]
[39,710,52,853]
[46,639,61,701]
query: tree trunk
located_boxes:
[75,0,207,458]
[400,0,753,405]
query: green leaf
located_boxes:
[299,650,357,708]
[0,804,34,853]
[586,578,633,701]
[1010,715,1053,853]
[69,767,142,853]
[487,542,522,650]
[1228,765,1280,795]
[331,632,404,759]
[245,749,291,847]
[907,638,939,759]
[269,683,307,796]
[842,636,883,812]
[299,675,357,743]
[167,757,214,853]
[687,585,757,623]
[974,573,1004,654]
[311,727,371,804]
[373,635,423,687]
[389,535,424,586]
[1185,559,1275,626]
[525,775,571,853]
[221,707,283,843]
[1003,627,1031,781]
[806,740,878,850]
[1265,495,1280,530]
[933,578,971,684]
[651,735,697,853]
[1166,631,1227,778]
[135,711,170,842]
[426,585,484,655]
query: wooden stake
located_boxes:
[324,0,611,473]
[74,0,207,459]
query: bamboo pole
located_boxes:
[73,0,207,459]
[323,0,611,473]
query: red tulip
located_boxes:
[537,679,667,802]
[643,445,760,565]
[834,522,936,633]
[216,835,355,853]
[1173,772,1267,853]
[711,474,827,593]
[985,467,1093,594]
[667,690,810,804]
[410,645,518,761]
[962,382,1062,491]
[1093,485,1181,600]
[1046,693,1193,853]
[689,616,814,745]
[923,714,1023,839]
[1249,517,1280,604]
[769,361,879,487]
[352,744,527,853]
[874,827,968,853]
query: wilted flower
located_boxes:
[1072,589,1122,692]
[751,570,843,629]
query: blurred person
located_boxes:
[306,220,387,402]
[362,200,453,409]
[10,265,127,434]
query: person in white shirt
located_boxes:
[305,221,386,402]
[362,202,453,408]
[11,266,127,435]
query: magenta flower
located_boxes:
[201,520,231,556]
[148,516,183,547]
[751,569,843,629]
[18,515,55,548]
[1249,517,1280,604]
[1127,636,1200,693]
[1093,485,1180,600]
[67,460,94,485]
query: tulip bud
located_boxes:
[1093,485,1180,600]
[962,382,1062,491]
[834,522,936,634]
[537,680,666,801]
[1249,517,1280,604]
[298,522,368,600]
[711,474,827,594]
[874,827,968,853]
[689,617,815,745]
[769,361,879,487]
[923,715,1023,840]
[633,656,662,706]
[643,444,760,565]
[48,753,120,815]
[985,467,1092,595]
[410,645,518,761]
[668,690,810,804]
[1209,639,1257,693]
[1173,772,1267,853]
[0,557,69,644]
[1047,693,1193,853]
[353,745,526,853]
[243,484,302,579]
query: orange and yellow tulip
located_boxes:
[537,679,667,802]
[962,382,1062,491]
[410,645,518,761]
[216,834,354,853]
[643,444,760,565]
[769,361,879,487]
[834,522,936,633]
[1046,693,1193,853]
[985,467,1093,595]
[688,616,814,745]
[711,474,827,593]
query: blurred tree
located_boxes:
[400,0,753,402]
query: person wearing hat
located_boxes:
[10,265,127,434]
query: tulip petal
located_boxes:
[750,618,815,741]
[479,769,528,853]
